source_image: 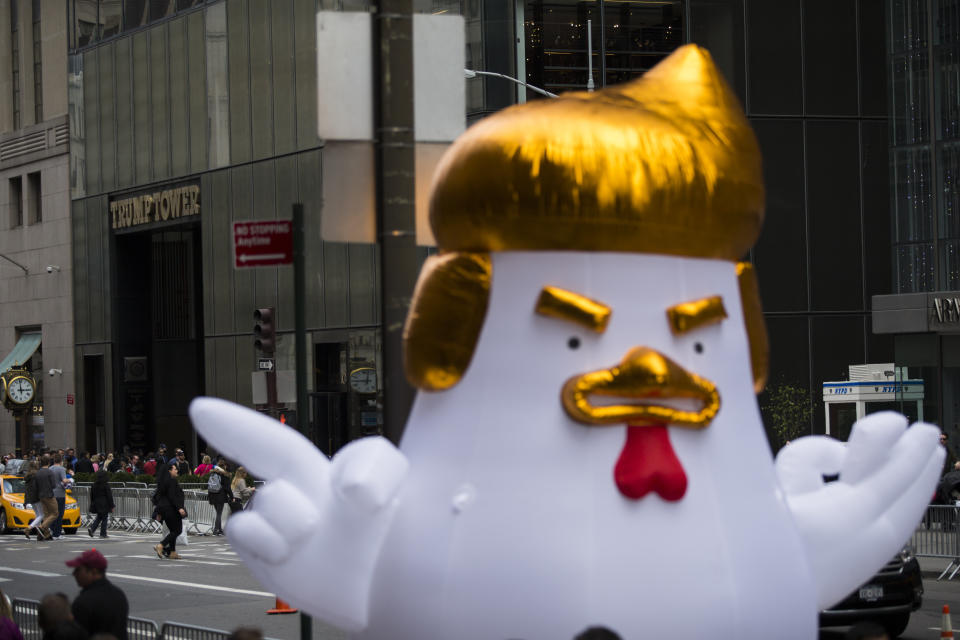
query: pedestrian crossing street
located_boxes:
[0,530,243,567]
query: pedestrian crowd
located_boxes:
[0,444,255,556]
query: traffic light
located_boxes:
[253,307,276,353]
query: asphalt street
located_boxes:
[0,530,347,640]
[2,529,960,639]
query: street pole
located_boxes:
[587,19,594,91]
[293,203,311,639]
[464,69,558,98]
[374,0,418,445]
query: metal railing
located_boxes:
[912,504,960,579]
[11,598,276,640]
[12,598,39,640]
[129,616,161,640]
[160,621,232,640]
[50,486,232,537]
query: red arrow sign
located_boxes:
[233,220,293,268]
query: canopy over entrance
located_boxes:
[0,332,41,374]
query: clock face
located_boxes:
[7,376,35,404]
[350,368,377,394]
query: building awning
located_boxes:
[0,332,41,374]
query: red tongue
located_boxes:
[614,424,687,501]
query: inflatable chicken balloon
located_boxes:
[189,45,943,639]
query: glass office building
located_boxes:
[873,0,960,443]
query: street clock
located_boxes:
[7,376,35,405]
[2,366,37,410]
[349,367,377,394]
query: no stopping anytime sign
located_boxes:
[233,220,293,268]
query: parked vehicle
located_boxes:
[0,474,80,534]
[819,546,923,638]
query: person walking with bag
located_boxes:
[50,454,68,540]
[230,466,255,511]
[208,458,231,536]
[33,455,58,541]
[153,463,186,559]
[87,470,114,538]
[22,460,42,539]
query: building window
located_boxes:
[32,0,42,123]
[9,177,23,228]
[11,0,20,130]
[27,172,41,224]
[524,0,683,97]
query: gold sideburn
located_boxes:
[535,286,612,333]
[736,262,769,394]
[403,252,492,391]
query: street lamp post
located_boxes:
[464,69,558,99]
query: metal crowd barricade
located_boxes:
[160,621,231,640]
[128,615,161,640]
[12,598,39,640]
[112,488,142,531]
[183,490,215,535]
[10,595,277,640]
[70,485,92,526]
[137,488,163,533]
[912,504,960,579]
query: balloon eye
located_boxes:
[568,337,581,350]
[694,342,704,354]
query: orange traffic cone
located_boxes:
[267,597,298,614]
[943,604,955,639]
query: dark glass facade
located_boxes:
[525,0,683,93]
[873,0,960,443]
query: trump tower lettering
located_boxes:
[187,46,944,639]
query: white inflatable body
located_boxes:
[190,251,943,640]
[362,251,815,638]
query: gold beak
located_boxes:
[561,347,720,427]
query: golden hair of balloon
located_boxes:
[403,45,768,394]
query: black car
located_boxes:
[819,546,923,638]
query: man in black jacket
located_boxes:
[67,548,129,640]
[74,452,94,474]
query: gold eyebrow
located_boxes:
[666,295,727,335]
[535,286,611,333]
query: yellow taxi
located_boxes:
[0,474,81,534]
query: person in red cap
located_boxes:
[66,548,129,640]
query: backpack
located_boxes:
[24,474,38,504]
[207,472,222,493]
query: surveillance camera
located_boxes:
[48,369,55,376]
[46,266,53,273]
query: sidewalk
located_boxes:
[920,554,960,580]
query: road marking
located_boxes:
[107,572,274,597]
[124,555,236,566]
[0,566,61,577]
